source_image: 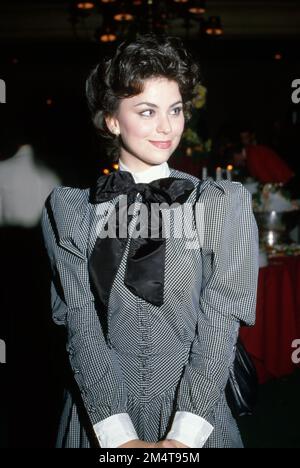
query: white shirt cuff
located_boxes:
[93,413,139,448]
[166,411,214,448]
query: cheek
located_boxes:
[174,116,185,136]
[123,117,153,138]
[179,117,185,132]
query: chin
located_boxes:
[141,153,169,164]
[151,156,170,165]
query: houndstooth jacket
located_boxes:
[41,165,259,448]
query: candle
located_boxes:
[226,165,233,181]
[186,147,193,157]
[216,167,222,181]
[202,166,208,180]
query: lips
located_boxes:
[149,140,172,149]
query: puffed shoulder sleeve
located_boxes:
[41,187,92,325]
[196,179,259,326]
[166,180,259,447]
[41,187,138,447]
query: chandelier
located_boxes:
[70,0,223,43]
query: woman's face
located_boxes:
[105,77,185,171]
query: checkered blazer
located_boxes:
[41,167,259,448]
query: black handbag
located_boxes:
[225,338,258,418]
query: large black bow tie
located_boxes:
[88,170,195,308]
[89,170,194,205]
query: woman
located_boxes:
[41,34,259,448]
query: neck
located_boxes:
[118,158,170,184]
[119,155,163,173]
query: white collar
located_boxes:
[118,159,170,183]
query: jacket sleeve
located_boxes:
[41,187,138,447]
[166,180,259,447]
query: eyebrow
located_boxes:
[133,100,183,108]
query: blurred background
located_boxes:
[0,0,299,448]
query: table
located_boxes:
[239,255,300,383]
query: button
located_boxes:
[139,349,150,358]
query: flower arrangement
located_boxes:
[179,84,212,159]
[252,182,299,212]
[192,83,207,109]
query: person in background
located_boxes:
[0,111,61,227]
[0,109,62,448]
[237,125,295,185]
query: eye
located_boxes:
[172,106,183,115]
[140,109,154,117]
[139,107,183,117]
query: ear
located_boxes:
[104,115,120,135]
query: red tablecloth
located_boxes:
[240,255,300,383]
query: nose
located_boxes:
[156,114,172,134]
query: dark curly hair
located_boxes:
[85,33,201,162]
